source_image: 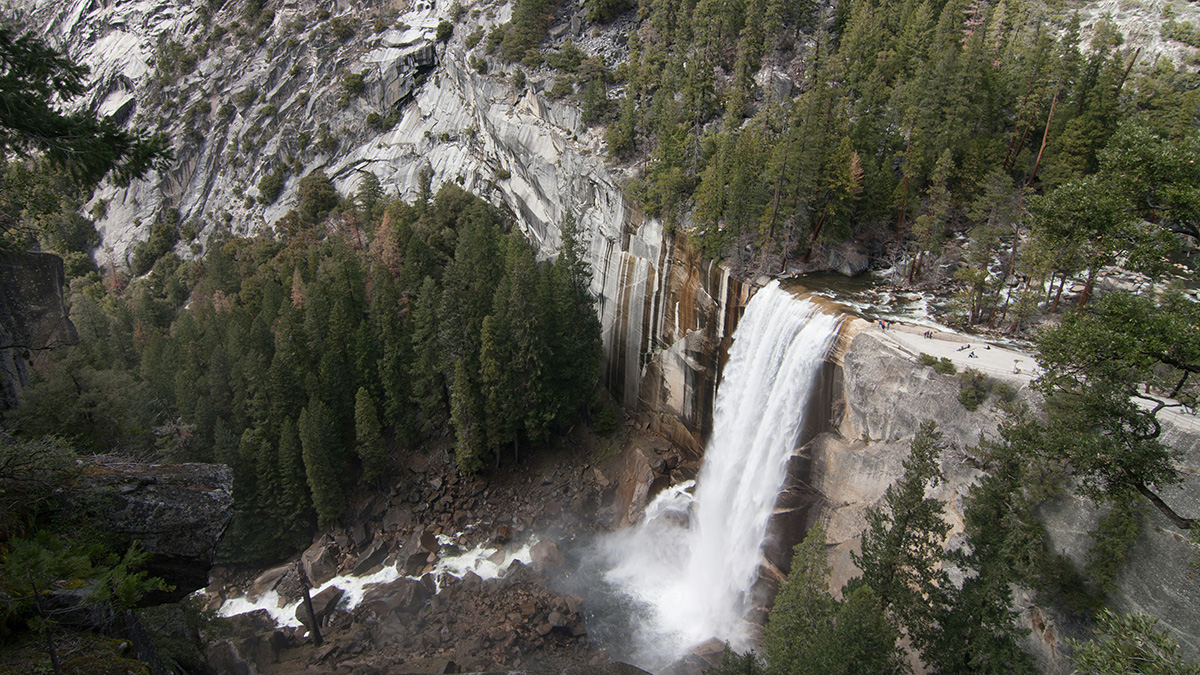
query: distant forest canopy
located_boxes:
[5,180,605,562]
[504,0,1200,314]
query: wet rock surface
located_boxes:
[206,425,691,674]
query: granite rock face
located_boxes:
[60,456,234,602]
[783,326,1200,670]
[0,252,78,410]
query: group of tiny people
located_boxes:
[877,316,1024,374]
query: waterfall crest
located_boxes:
[598,281,843,669]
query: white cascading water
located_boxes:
[599,281,842,669]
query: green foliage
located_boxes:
[329,17,356,41]
[300,398,345,528]
[0,28,170,193]
[340,71,366,107]
[8,183,602,565]
[233,87,258,109]
[1035,291,1199,515]
[763,523,906,675]
[1069,610,1200,674]
[586,0,634,23]
[497,0,557,62]
[354,387,387,484]
[1162,18,1200,48]
[1084,499,1142,597]
[919,353,957,375]
[854,420,949,652]
[257,169,285,205]
[0,436,78,539]
[298,170,340,224]
[437,20,454,42]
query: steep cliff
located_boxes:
[787,327,1200,670]
[0,252,79,410]
[13,0,751,428]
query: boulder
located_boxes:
[530,540,564,569]
[352,537,390,576]
[57,456,233,603]
[383,505,413,532]
[299,586,344,626]
[419,528,440,554]
[248,564,291,600]
[359,578,430,617]
[301,537,339,586]
[403,551,430,576]
[0,252,78,410]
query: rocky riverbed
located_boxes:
[200,421,702,674]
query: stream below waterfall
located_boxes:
[567,281,845,672]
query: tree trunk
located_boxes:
[1028,90,1058,186]
[1135,483,1196,531]
[1077,267,1097,308]
[1051,273,1066,312]
[297,566,323,647]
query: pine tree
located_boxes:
[410,276,448,434]
[854,420,951,653]
[299,399,345,528]
[450,356,487,472]
[276,416,312,534]
[354,386,387,484]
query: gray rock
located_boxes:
[58,456,233,602]
[0,252,78,410]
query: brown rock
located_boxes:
[530,540,564,569]
[360,578,431,617]
[564,593,584,615]
[297,585,344,627]
[248,564,290,600]
[301,538,339,586]
[383,506,413,532]
[419,528,440,554]
[352,536,390,576]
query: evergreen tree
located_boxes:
[410,276,448,434]
[276,416,313,535]
[854,420,951,653]
[299,399,345,528]
[354,386,387,484]
[450,356,487,472]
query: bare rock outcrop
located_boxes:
[0,252,78,410]
[58,456,234,602]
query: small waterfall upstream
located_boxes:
[594,281,844,670]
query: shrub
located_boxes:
[548,76,574,99]
[437,20,453,42]
[330,17,355,41]
[586,0,634,23]
[233,87,258,109]
[466,27,484,49]
[258,170,285,205]
[591,400,621,436]
[918,353,957,375]
[957,369,988,411]
[496,167,511,180]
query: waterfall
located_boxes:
[596,281,843,669]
